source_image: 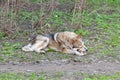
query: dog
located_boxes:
[22,31,87,56]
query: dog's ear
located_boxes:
[77,33,82,38]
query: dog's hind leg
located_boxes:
[34,37,49,53]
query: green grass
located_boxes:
[84,73,120,80]
[0,42,23,62]
[0,31,4,39]
[0,72,63,80]
[0,73,46,80]
[75,29,90,36]
[46,11,64,26]
[80,0,120,57]
[1,42,22,55]
[0,72,119,80]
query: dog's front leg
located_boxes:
[73,50,84,56]
[62,48,78,55]
[62,48,84,56]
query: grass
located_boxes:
[0,72,63,80]
[84,72,120,80]
[0,42,23,62]
[0,72,119,80]
[0,72,46,80]
[0,31,4,39]
[80,0,120,58]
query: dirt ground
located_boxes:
[0,57,120,80]
[0,56,120,74]
[0,59,120,74]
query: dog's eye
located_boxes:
[77,49,79,51]
[73,46,75,48]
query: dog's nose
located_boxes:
[84,47,88,52]
[86,48,88,52]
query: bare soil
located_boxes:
[0,58,120,74]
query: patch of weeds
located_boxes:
[95,13,120,30]
[1,42,14,56]
[46,10,72,29]
[8,9,17,20]
[17,9,45,30]
[0,42,23,62]
[59,0,73,4]
[100,47,120,60]
[101,49,110,56]
[84,72,120,80]
[82,16,94,27]
[29,73,40,80]
[104,34,120,47]
[0,72,47,80]
[52,71,64,79]
[12,52,27,62]
[28,72,47,80]
[88,47,96,54]
[83,4,120,58]
[2,42,22,51]
[75,29,90,36]
[0,57,4,62]
[29,0,49,3]
[98,13,120,57]
[0,31,4,39]
[47,11,64,26]
[17,10,33,23]
[0,73,24,80]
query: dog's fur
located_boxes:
[22,31,87,56]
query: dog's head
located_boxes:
[22,35,49,52]
[72,34,88,55]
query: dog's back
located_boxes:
[45,33,63,52]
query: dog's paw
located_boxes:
[35,49,46,54]
[22,45,33,52]
[73,48,87,56]
[74,50,85,56]
[40,50,46,54]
